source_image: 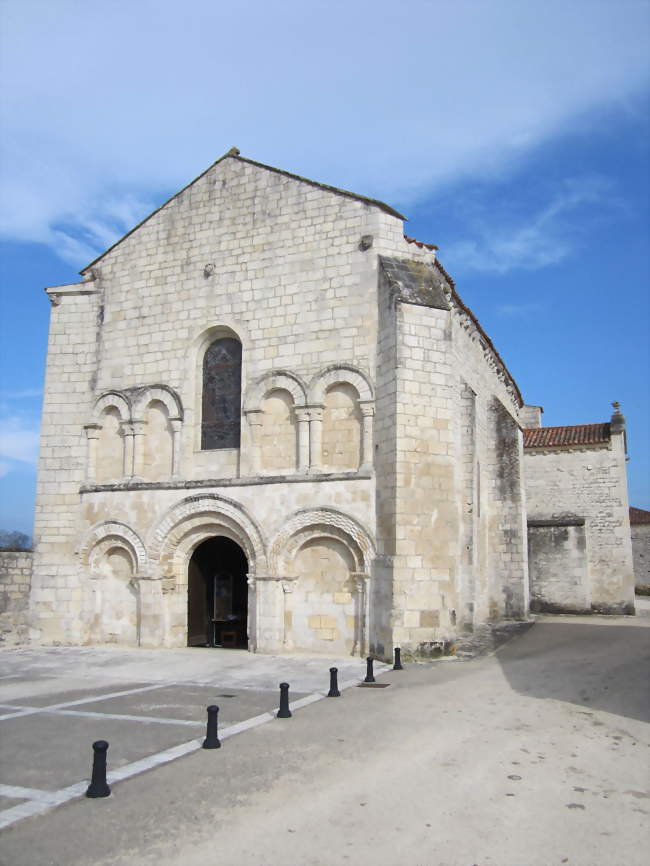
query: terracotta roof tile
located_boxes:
[404,234,439,251]
[523,423,611,449]
[630,506,650,525]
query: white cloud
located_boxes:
[0,417,40,466]
[0,0,648,266]
[443,175,615,274]
[0,461,12,479]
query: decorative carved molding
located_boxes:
[269,507,375,576]
[148,493,268,578]
[77,521,148,574]
[308,364,374,404]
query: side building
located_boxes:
[523,404,635,614]
[630,506,650,594]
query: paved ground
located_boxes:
[0,647,387,828]
[1,612,649,866]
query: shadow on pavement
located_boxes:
[495,621,650,724]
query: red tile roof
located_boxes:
[630,506,650,525]
[404,234,439,251]
[523,423,611,449]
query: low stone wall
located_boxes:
[0,549,33,647]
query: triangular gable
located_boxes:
[80,148,405,274]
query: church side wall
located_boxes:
[524,436,634,613]
[31,288,100,644]
[450,310,528,628]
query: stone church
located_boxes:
[26,149,635,657]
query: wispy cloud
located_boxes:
[0,0,648,266]
[2,389,43,400]
[497,304,543,318]
[0,416,40,466]
[443,175,615,274]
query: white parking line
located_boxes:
[0,666,391,830]
[43,708,204,727]
[0,683,169,721]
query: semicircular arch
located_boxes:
[245,370,307,411]
[93,391,131,422]
[149,494,267,580]
[269,507,375,576]
[308,365,374,404]
[77,521,148,574]
[132,385,183,421]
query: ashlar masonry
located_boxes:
[24,149,635,656]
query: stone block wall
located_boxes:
[527,521,589,612]
[524,434,634,613]
[0,550,33,646]
[631,523,650,592]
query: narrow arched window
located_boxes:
[201,337,242,449]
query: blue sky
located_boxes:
[0,0,648,536]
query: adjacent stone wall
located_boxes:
[527,520,589,612]
[524,433,634,613]
[0,549,33,646]
[632,523,650,593]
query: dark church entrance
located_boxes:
[187,537,248,648]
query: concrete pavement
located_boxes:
[1,615,649,866]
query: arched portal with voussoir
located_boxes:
[270,509,374,656]
[149,495,267,649]
[78,521,147,647]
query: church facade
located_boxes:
[27,150,635,657]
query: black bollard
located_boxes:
[277,682,292,718]
[202,705,221,749]
[85,740,111,798]
[393,647,403,670]
[364,656,375,683]
[327,667,340,697]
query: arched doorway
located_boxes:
[187,537,248,648]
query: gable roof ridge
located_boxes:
[80,149,404,273]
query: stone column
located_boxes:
[295,408,310,473]
[84,424,101,482]
[307,406,324,473]
[246,573,257,652]
[170,419,182,477]
[130,420,146,478]
[119,422,135,478]
[358,401,375,472]
[353,572,369,656]
[253,575,293,652]
[244,410,264,476]
[281,581,295,648]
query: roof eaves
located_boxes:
[234,155,405,220]
[438,259,522,407]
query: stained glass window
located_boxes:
[201,338,242,449]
